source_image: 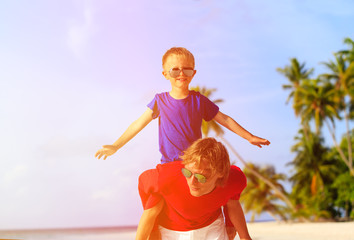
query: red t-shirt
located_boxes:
[138,161,247,231]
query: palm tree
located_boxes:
[289,129,331,195]
[320,42,354,175]
[331,130,354,219]
[276,58,314,104]
[277,58,317,145]
[191,85,297,214]
[338,37,354,64]
[294,79,340,134]
[332,172,354,220]
[241,163,288,222]
[287,76,353,176]
[321,53,354,94]
[288,128,337,219]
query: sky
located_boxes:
[1,0,353,230]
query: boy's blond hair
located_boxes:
[181,138,230,186]
[162,47,195,69]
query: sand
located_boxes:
[0,222,353,240]
[246,221,354,240]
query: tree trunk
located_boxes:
[325,119,354,176]
[219,137,296,211]
[344,109,353,174]
[267,211,282,222]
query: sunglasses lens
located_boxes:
[182,69,194,77]
[181,168,192,178]
[182,168,207,183]
[169,68,194,78]
[169,69,180,78]
[195,174,207,183]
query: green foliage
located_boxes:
[241,163,289,222]
[332,172,354,219]
[329,130,354,219]
[320,40,354,119]
[287,128,339,220]
[278,37,354,221]
[293,79,341,133]
[276,58,314,104]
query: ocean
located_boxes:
[0,227,137,240]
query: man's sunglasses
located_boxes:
[181,168,207,183]
[169,68,195,78]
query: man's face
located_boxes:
[183,162,221,197]
[162,54,196,90]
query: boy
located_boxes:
[136,138,252,240]
[95,47,270,162]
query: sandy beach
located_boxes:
[247,221,354,240]
[0,222,353,240]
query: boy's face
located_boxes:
[162,54,196,90]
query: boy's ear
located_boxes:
[162,71,169,79]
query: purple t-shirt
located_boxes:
[147,90,219,163]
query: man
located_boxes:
[136,138,252,240]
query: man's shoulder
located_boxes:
[228,165,247,187]
[158,162,184,190]
[140,161,183,183]
[230,165,243,173]
[139,168,159,186]
[157,161,183,178]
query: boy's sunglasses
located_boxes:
[169,68,195,78]
[181,168,207,183]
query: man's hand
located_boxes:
[226,226,237,240]
[95,145,119,160]
[248,135,270,148]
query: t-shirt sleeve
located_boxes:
[229,166,247,200]
[201,94,219,121]
[147,94,160,119]
[138,168,163,210]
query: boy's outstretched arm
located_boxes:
[213,111,270,148]
[136,199,164,240]
[226,199,252,240]
[95,108,153,160]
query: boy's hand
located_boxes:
[249,135,270,148]
[95,145,119,160]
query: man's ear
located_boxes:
[216,173,225,186]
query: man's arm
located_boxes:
[136,199,164,240]
[226,199,252,240]
[95,108,154,160]
[213,111,270,148]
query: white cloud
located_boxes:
[66,2,96,58]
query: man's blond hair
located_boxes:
[181,138,230,186]
[162,47,195,69]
